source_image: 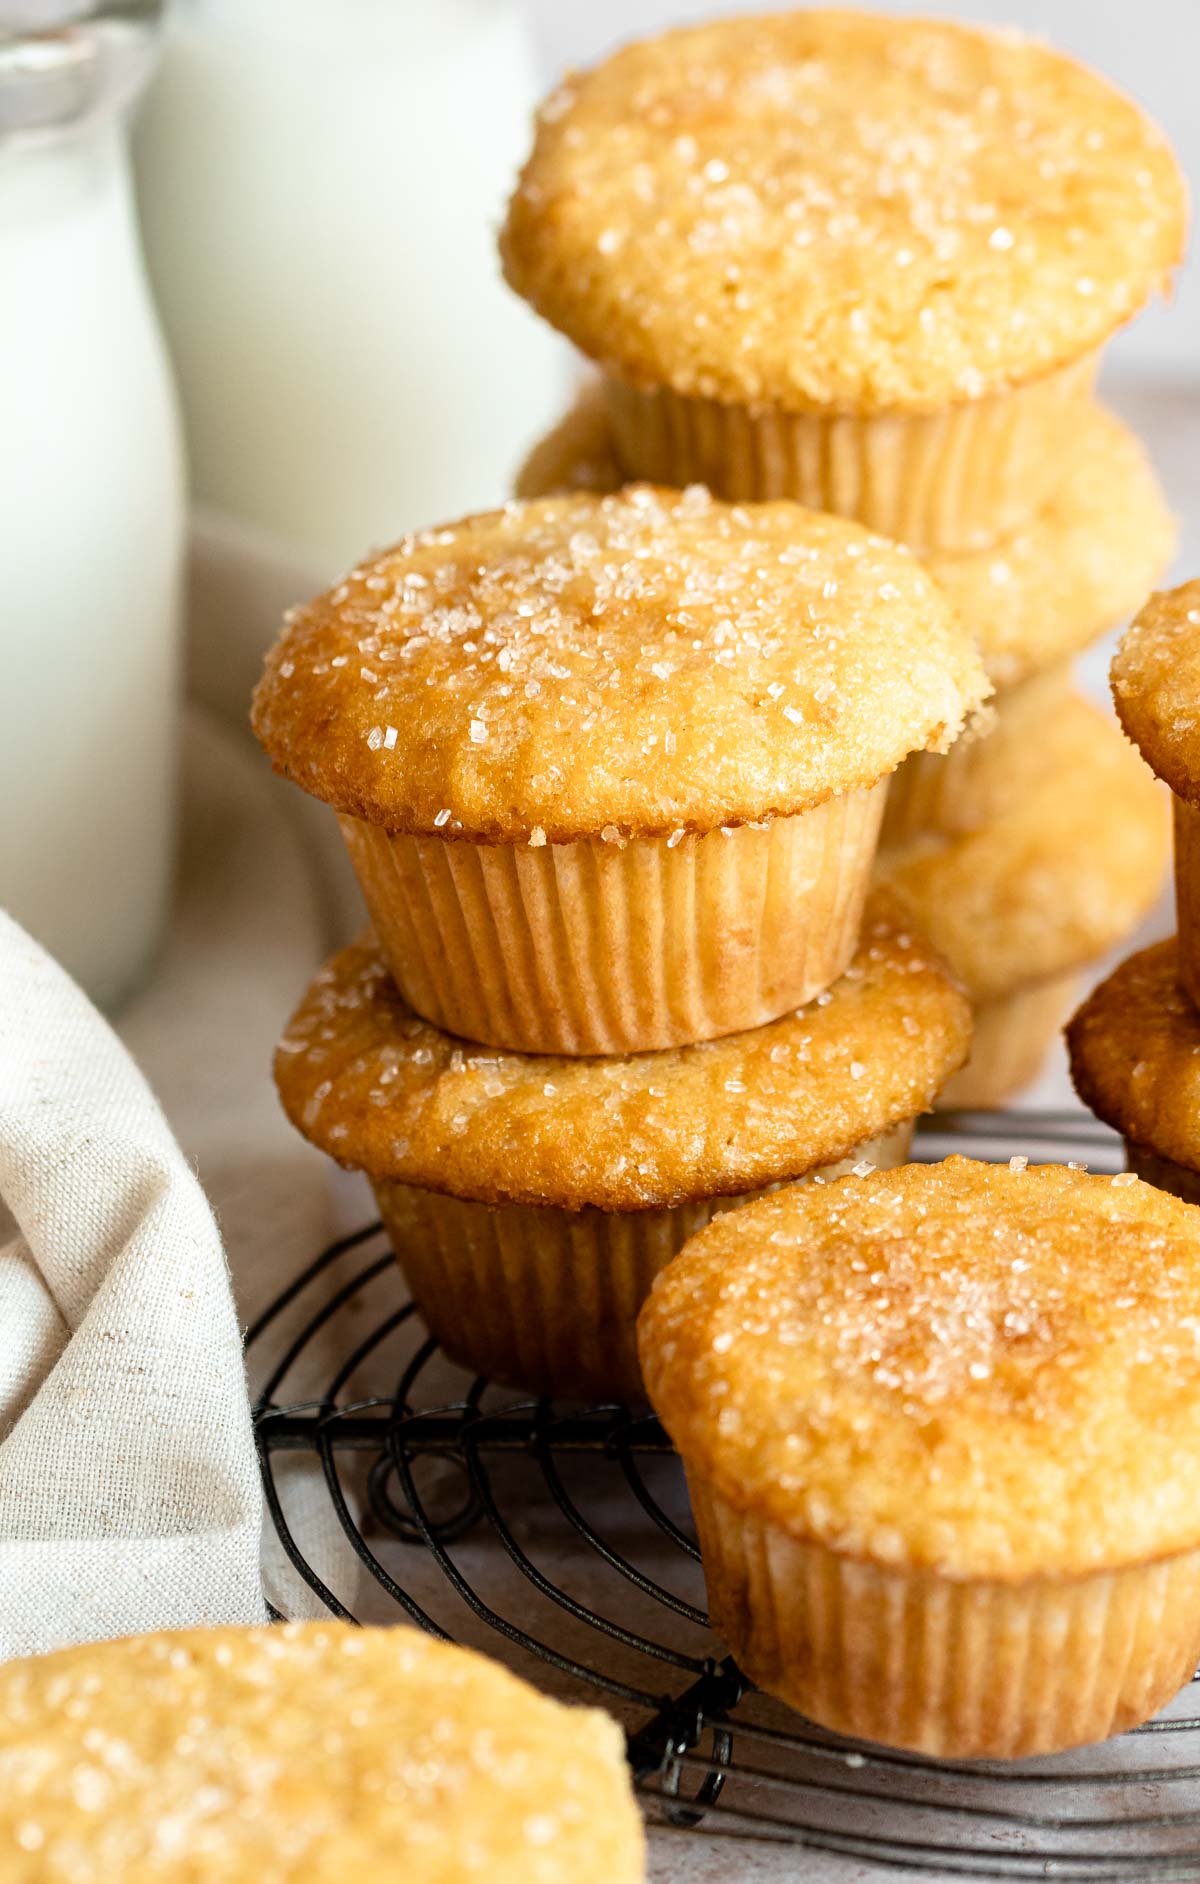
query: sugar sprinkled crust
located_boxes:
[252,487,985,842]
[274,896,970,1213]
[1112,581,1200,804]
[0,1622,644,1884]
[639,1157,1200,1580]
[516,394,1175,690]
[501,12,1186,414]
[1068,939,1200,1174]
[877,695,1169,1001]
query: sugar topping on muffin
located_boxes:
[502,12,1186,412]
[516,396,1175,691]
[639,1158,1200,1580]
[0,1623,644,1883]
[253,487,986,842]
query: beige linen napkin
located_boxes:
[0,908,268,1657]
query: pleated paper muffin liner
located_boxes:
[339,785,886,1056]
[602,354,1097,558]
[373,1125,912,1403]
[936,973,1081,1111]
[687,1476,1200,1759]
[882,666,1072,850]
[1174,799,1200,1011]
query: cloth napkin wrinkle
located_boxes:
[0,909,267,1656]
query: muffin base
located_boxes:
[339,786,886,1056]
[1174,798,1200,1010]
[603,355,1097,557]
[374,1125,912,1403]
[937,974,1080,1111]
[1125,1140,1200,1206]
[688,1477,1200,1758]
[882,666,1071,850]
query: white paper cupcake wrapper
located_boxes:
[373,1125,912,1402]
[603,355,1098,556]
[339,786,885,1055]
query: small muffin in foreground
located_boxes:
[1112,580,1200,1007]
[638,1158,1200,1759]
[276,898,970,1401]
[0,1622,644,1883]
[253,487,985,1055]
[502,14,1185,553]
[517,395,1176,848]
[877,693,1170,1107]
[1068,939,1200,1203]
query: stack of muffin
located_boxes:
[247,9,1200,1774]
[254,487,984,1401]
[503,10,1185,1105]
[1070,581,1200,1196]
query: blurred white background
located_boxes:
[528,0,1200,384]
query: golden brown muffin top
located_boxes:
[252,488,985,842]
[501,12,1186,415]
[1068,939,1200,1173]
[638,1157,1200,1579]
[877,695,1169,1002]
[0,1623,643,1884]
[1112,581,1200,803]
[517,394,1175,690]
[275,897,970,1213]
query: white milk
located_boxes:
[0,28,185,1008]
[133,0,567,573]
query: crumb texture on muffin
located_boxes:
[274,896,970,1212]
[1068,939,1200,1174]
[876,694,1169,1001]
[639,1158,1200,1580]
[501,12,1185,412]
[516,397,1174,690]
[1112,580,1200,803]
[0,1622,644,1883]
[252,488,985,841]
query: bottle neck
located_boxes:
[0,109,128,234]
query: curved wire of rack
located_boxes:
[250,1111,1200,1880]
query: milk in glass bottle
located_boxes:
[0,3,184,1007]
[134,0,565,574]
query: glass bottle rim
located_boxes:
[0,4,162,140]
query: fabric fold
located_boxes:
[0,911,266,1657]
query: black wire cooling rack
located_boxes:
[249,1109,1200,1880]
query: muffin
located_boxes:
[275,898,970,1401]
[502,14,1185,554]
[1068,939,1200,1203]
[877,694,1170,1106]
[253,486,985,1055]
[516,394,1176,846]
[940,973,1084,1111]
[1112,580,1200,1007]
[638,1158,1200,1758]
[0,1622,644,1883]
[881,664,1069,849]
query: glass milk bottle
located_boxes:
[132,0,566,576]
[0,7,184,1008]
